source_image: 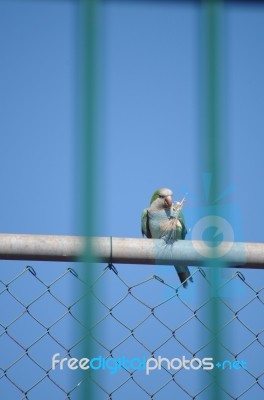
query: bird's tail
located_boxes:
[174,265,193,288]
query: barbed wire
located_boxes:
[0,264,263,399]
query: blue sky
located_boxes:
[0,1,264,399]
[0,0,76,239]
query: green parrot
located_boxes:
[141,188,193,288]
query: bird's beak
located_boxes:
[164,195,173,208]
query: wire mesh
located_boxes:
[0,264,263,400]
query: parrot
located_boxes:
[141,188,193,288]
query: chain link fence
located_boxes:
[0,264,263,399]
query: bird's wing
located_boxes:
[141,208,152,238]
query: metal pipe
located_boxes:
[0,234,263,268]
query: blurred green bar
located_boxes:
[201,1,223,399]
[78,0,98,398]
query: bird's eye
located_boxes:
[159,195,165,199]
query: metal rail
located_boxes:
[0,234,263,268]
